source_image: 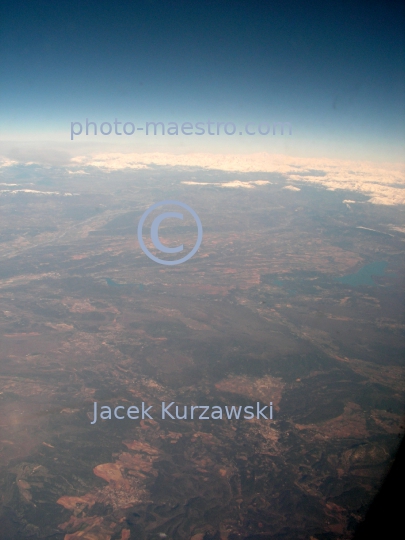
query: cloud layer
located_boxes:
[68,152,404,205]
[1,152,404,205]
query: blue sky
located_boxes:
[0,0,404,160]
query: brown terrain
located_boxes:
[0,167,404,539]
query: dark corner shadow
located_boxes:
[353,434,405,538]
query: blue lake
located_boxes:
[336,261,388,287]
[105,278,126,287]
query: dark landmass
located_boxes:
[0,166,404,539]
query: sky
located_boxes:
[0,0,404,160]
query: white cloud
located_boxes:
[0,189,69,196]
[66,151,405,205]
[389,226,405,233]
[0,158,18,168]
[182,179,271,189]
[3,151,404,205]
